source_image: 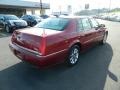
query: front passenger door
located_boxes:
[77,18,96,50]
[89,18,105,43]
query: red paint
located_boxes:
[40,32,46,55]
[9,17,108,67]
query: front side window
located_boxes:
[90,18,99,28]
[81,18,91,30]
[35,18,69,31]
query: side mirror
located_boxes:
[95,24,105,30]
[99,24,105,27]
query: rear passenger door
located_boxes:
[77,18,96,50]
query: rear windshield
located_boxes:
[35,18,69,31]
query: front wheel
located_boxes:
[66,45,80,66]
[101,33,108,45]
[5,25,11,33]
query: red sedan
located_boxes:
[9,16,108,67]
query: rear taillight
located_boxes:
[39,36,46,56]
[11,31,16,43]
[39,30,47,56]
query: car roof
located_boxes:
[59,15,92,19]
[0,14,16,16]
[23,15,38,16]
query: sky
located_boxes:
[23,0,120,12]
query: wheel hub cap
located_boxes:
[70,48,79,64]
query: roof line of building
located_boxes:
[0,0,50,9]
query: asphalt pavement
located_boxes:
[0,20,120,90]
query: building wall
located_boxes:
[26,9,46,15]
[0,8,26,17]
[0,0,50,16]
[0,7,47,17]
[0,0,50,9]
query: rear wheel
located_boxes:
[67,45,80,66]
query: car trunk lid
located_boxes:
[12,27,62,55]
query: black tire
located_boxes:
[66,45,80,66]
[5,25,11,33]
[30,23,34,27]
[100,32,108,45]
[30,22,35,27]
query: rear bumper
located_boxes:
[9,43,68,67]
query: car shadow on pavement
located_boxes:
[0,43,115,90]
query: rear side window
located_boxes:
[90,18,99,28]
[35,18,69,31]
[81,18,91,30]
[77,19,84,31]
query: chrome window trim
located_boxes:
[43,49,67,58]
